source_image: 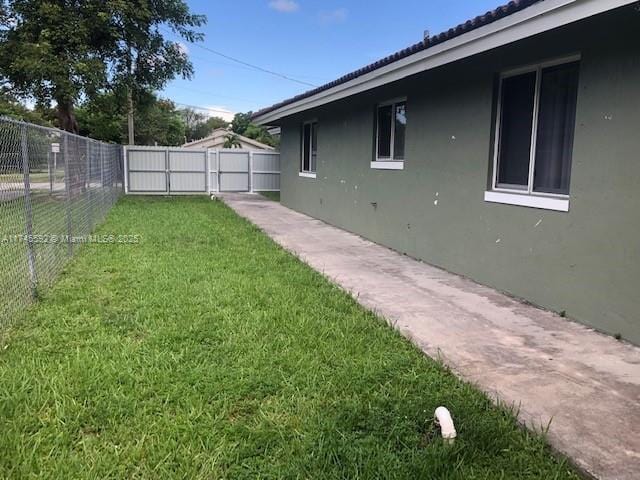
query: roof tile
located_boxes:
[253,0,543,120]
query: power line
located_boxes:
[162,28,318,88]
[187,52,330,83]
[191,42,318,88]
[172,101,234,116]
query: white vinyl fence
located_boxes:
[124,146,279,195]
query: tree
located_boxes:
[243,123,278,148]
[181,107,207,141]
[105,1,206,143]
[75,89,127,143]
[180,108,229,142]
[231,112,253,136]
[223,133,242,149]
[0,1,206,135]
[0,1,112,132]
[231,111,278,148]
[0,88,53,126]
[76,90,186,146]
[192,116,229,141]
[134,95,185,146]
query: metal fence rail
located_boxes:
[0,117,123,326]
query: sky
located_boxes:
[161,0,505,121]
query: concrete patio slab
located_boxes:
[221,192,640,480]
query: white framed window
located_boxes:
[300,121,317,178]
[487,55,580,211]
[373,98,406,170]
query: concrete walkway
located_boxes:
[221,193,640,480]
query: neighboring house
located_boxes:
[182,128,275,150]
[253,0,640,344]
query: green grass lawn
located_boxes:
[259,191,280,202]
[1,189,116,326]
[0,196,578,479]
[0,171,57,183]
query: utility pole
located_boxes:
[127,46,135,145]
[127,88,135,145]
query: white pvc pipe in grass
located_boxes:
[434,406,457,444]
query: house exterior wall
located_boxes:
[276,8,640,343]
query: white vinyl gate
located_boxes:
[209,150,280,192]
[125,146,279,194]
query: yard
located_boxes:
[0,196,577,479]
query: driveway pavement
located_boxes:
[222,192,640,480]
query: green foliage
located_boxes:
[260,191,280,202]
[134,96,185,146]
[181,108,229,142]
[223,133,242,148]
[0,196,578,479]
[231,111,253,135]
[231,111,278,147]
[75,90,127,143]
[105,1,206,104]
[243,123,278,147]
[0,90,53,126]
[0,1,206,132]
[0,1,118,131]
[76,90,185,145]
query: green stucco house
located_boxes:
[253,0,640,344]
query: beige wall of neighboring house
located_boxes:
[182,129,274,150]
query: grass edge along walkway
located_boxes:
[0,196,579,479]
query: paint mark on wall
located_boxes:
[434,200,438,206]
[534,218,543,227]
[496,238,501,244]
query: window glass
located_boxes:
[496,72,537,188]
[393,102,406,160]
[377,105,392,159]
[311,122,318,172]
[302,123,311,172]
[533,62,579,195]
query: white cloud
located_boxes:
[268,0,299,13]
[205,105,235,123]
[319,7,348,25]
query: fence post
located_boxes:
[122,146,128,194]
[63,135,73,256]
[48,150,53,195]
[216,149,220,193]
[20,125,38,298]
[100,142,105,191]
[248,151,253,193]
[86,140,93,231]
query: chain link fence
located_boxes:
[0,117,123,326]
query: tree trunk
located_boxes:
[56,98,79,134]
[127,88,135,145]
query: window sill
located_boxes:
[484,191,569,212]
[299,172,316,179]
[371,161,404,170]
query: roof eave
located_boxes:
[253,0,633,125]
